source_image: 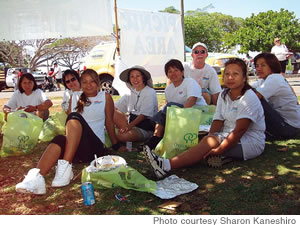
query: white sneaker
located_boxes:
[16,168,46,195]
[51,160,74,187]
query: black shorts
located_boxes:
[50,112,108,163]
[56,78,62,84]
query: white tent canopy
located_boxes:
[0,0,113,41]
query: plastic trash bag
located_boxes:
[193,105,216,125]
[39,111,67,142]
[0,111,43,157]
[82,155,156,193]
[0,112,4,132]
[154,106,202,159]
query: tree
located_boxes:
[229,9,300,53]
[159,6,180,14]
[184,12,243,52]
[0,41,24,67]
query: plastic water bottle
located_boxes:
[126,141,132,152]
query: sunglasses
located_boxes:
[65,77,76,84]
[275,40,280,42]
[194,50,206,54]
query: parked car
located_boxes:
[82,41,118,95]
[5,67,45,89]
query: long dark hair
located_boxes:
[222,58,253,100]
[254,52,282,74]
[75,69,100,113]
[62,69,80,89]
[18,73,38,93]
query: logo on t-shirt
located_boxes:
[202,76,209,80]
[231,106,238,111]
[179,91,183,95]
[93,100,102,104]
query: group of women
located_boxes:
[3,52,298,194]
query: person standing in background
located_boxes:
[53,63,62,91]
[271,38,289,76]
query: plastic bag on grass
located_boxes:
[39,111,67,142]
[193,105,216,125]
[154,106,202,159]
[0,112,4,132]
[0,111,43,157]
[82,155,156,193]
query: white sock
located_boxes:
[163,159,171,172]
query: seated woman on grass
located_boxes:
[114,66,158,151]
[3,73,53,121]
[61,69,81,113]
[16,69,120,195]
[143,58,266,179]
[251,53,300,139]
[143,59,207,153]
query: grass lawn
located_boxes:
[0,94,299,215]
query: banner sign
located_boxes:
[0,0,113,41]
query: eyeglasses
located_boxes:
[194,50,206,54]
[65,77,76,84]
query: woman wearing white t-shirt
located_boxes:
[16,69,119,194]
[114,66,158,151]
[144,58,265,179]
[252,52,300,139]
[3,73,53,121]
[61,69,81,113]
[143,59,207,156]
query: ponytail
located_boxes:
[75,92,91,113]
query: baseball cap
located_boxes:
[192,42,208,51]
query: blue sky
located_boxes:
[116,0,300,19]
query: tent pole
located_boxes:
[114,0,120,56]
[180,0,186,61]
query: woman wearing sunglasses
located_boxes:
[114,66,158,151]
[16,69,119,194]
[61,70,81,113]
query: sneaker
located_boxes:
[207,155,233,168]
[143,145,167,179]
[51,160,74,187]
[16,168,46,195]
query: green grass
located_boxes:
[1,94,300,215]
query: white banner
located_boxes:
[118,8,184,86]
[0,0,113,41]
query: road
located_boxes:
[1,75,300,99]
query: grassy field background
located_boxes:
[0,94,299,215]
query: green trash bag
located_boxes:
[154,106,202,159]
[39,111,67,142]
[286,59,293,71]
[82,156,156,193]
[193,105,216,125]
[0,111,43,157]
[0,112,4,132]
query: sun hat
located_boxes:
[119,65,153,88]
[274,37,280,41]
[192,42,208,51]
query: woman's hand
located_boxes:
[23,105,36,112]
[203,147,224,159]
[119,124,133,134]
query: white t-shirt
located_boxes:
[213,89,265,160]
[252,74,300,128]
[71,91,106,143]
[61,89,73,112]
[183,61,222,94]
[271,45,288,61]
[115,85,158,117]
[54,66,62,79]
[5,89,49,110]
[165,78,207,106]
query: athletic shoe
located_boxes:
[143,145,167,179]
[51,160,74,187]
[16,168,46,195]
[207,155,233,168]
